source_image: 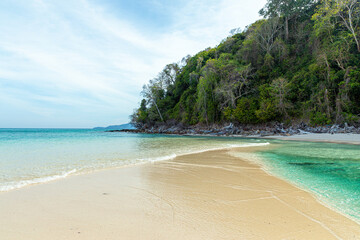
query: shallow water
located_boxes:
[0,128,267,191]
[1,129,360,223]
[258,141,360,222]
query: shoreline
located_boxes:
[262,133,360,145]
[2,131,358,193]
[117,126,360,145]
[117,122,360,136]
[1,146,360,239]
[0,142,270,193]
[183,132,360,145]
[232,148,360,227]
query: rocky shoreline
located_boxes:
[107,122,360,137]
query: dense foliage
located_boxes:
[132,0,360,127]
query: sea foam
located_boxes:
[0,129,272,192]
[0,169,77,192]
[137,142,270,163]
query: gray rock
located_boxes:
[223,123,234,130]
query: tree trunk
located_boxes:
[351,31,360,52]
[335,68,351,123]
[205,100,208,126]
[324,88,331,119]
[285,16,289,41]
[152,99,164,122]
[347,4,360,52]
[335,98,342,123]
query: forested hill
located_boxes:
[131,0,360,129]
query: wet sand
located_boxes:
[0,147,359,239]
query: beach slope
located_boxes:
[0,148,359,239]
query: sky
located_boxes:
[0,0,266,128]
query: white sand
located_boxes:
[0,147,359,239]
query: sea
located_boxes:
[0,128,359,223]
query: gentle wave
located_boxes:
[177,142,270,156]
[139,154,178,163]
[0,169,77,192]
[0,142,270,192]
[138,142,270,163]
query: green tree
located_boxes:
[215,62,254,109]
[141,80,165,122]
[313,0,360,52]
[130,99,148,127]
[197,76,216,124]
[255,18,282,55]
[131,0,360,127]
[270,77,292,117]
[233,98,259,123]
[255,85,278,122]
[260,0,315,40]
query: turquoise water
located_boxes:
[0,128,268,191]
[1,129,360,223]
[258,141,360,223]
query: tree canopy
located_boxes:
[132,0,360,127]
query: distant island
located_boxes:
[93,123,135,130]
[131,0,360,133]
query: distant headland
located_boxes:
[93,123,135,130]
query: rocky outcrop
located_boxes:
[107,122,360,136]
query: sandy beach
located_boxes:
[3,0,360,237]
[1,143,360,240]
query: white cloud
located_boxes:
[0,0,266,127]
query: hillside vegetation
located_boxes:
[131,0,360,128]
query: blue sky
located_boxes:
[0,0,266,128]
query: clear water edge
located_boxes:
[1,129,359,226]
[0,129,270,192]
[2,142,271,192]
[253,141,360,225]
